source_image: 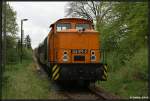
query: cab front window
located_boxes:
[56,23,71,31]
[76,24,90,30]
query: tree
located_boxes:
[103,2,148,51]
[100,1,148,66]
[24,35,32,49]
[2,2,19,63]
[65,1,114,31]
[2,3,18,35]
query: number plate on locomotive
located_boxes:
[71,49,88,54]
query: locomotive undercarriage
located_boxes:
[46,63,108,82]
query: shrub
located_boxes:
[22,48,33,60]
[125,47,148,81]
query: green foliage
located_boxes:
[5,35,32,64]
[2,60,50,99]
[105,51,123,72]
[97,73,148,98]
[2,3,19,64]
[96,2,148,98]
[24,35,32,49]
[2,3,32,64]
[97,48,148,99]
[125,48,148,81]
[4,35,19,64]
[2,3,18,35]
[100,2,148,70]
[114,2,148,49]
[22,48,33,60]
[97,47,148,98]
[100,2,148,52]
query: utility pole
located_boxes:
[3,1,6,69]
[20,20,23,63]
[20,19,28,63]
[0,1,6,98]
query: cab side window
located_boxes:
[76,24,90,30]
[56,23,71,31]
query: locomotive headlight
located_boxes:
[91,50,96,61]
[91,55,96,61]
[63,51,68,62]
[91,50,95,55]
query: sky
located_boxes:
[9,1,68,49]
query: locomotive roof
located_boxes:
[50,18,93,28]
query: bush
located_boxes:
[125,47,148,81]
[22,48,33,60]
[105,51,126,72]
[98,47,148,97]
[6,47,20,64]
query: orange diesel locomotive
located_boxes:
[35,18,107,84]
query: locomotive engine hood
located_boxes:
[55,31,101,63]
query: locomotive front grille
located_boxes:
[74,55,85,61]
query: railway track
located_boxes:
[88,84,121,100]
[56,83,121,100]
[62,89,103,100]
[33,53,121,100]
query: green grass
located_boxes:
[2,59,50,99]
[96,47,148,98]
[97,71,148,98]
